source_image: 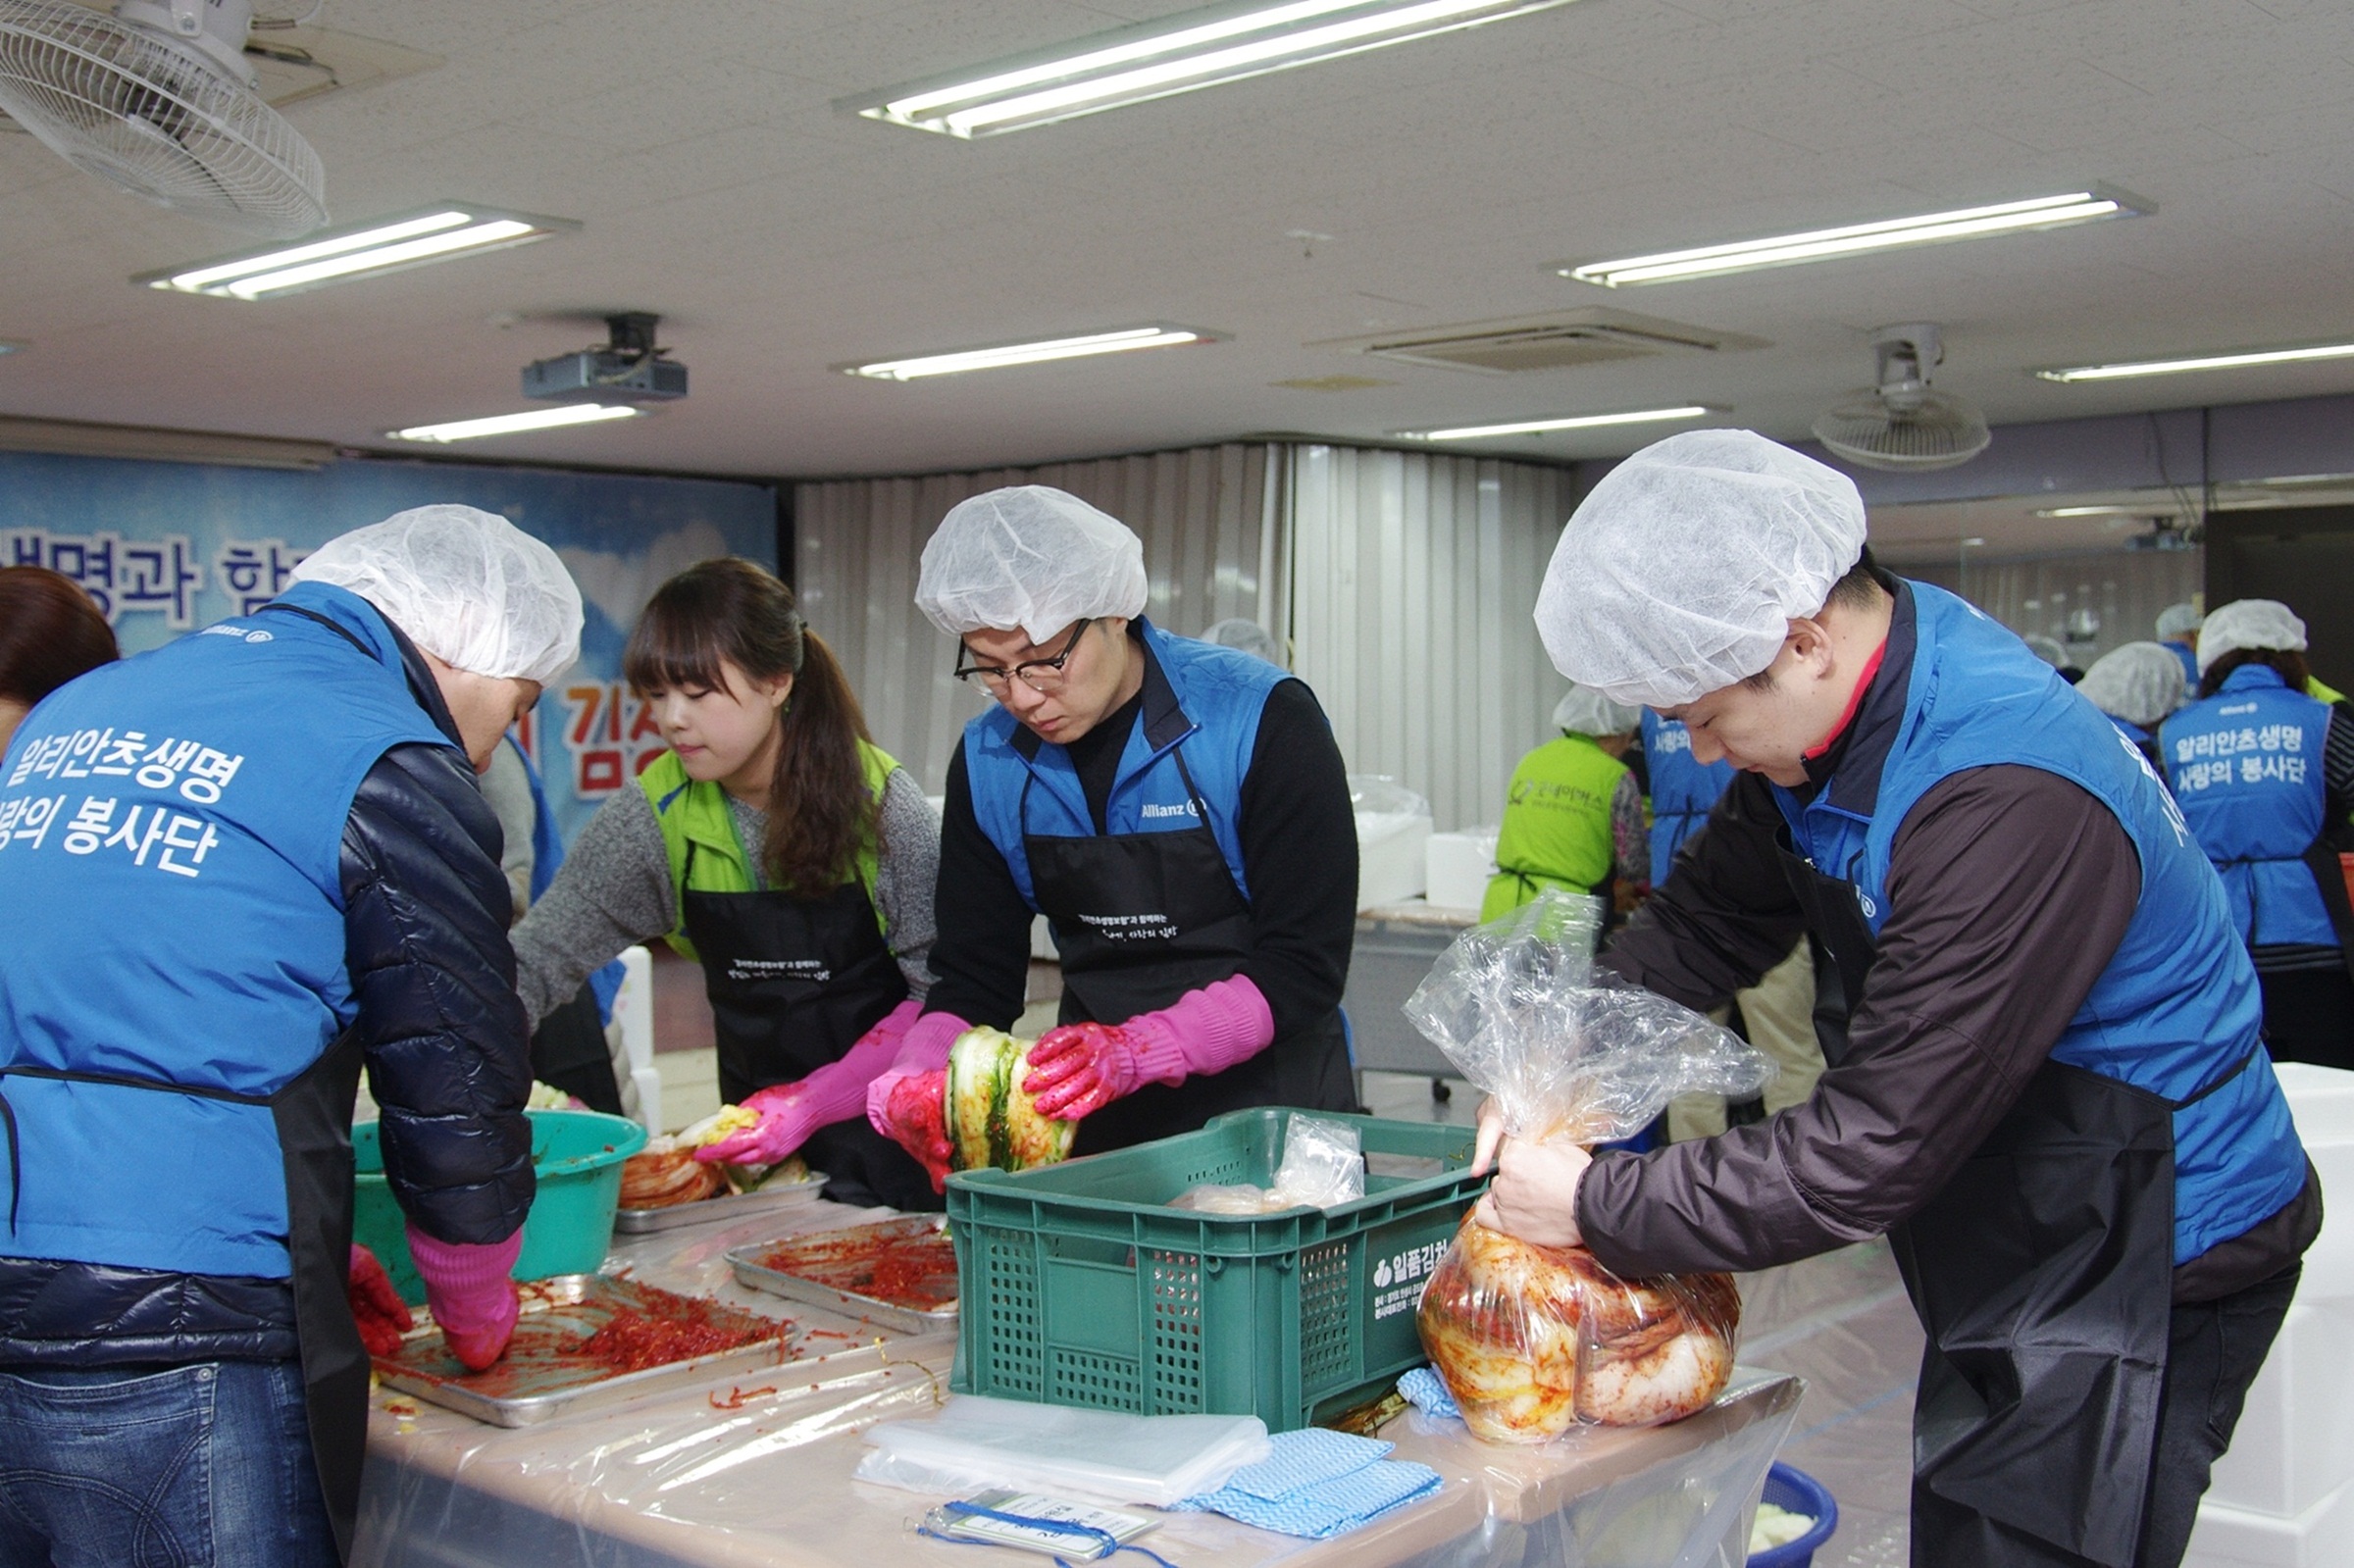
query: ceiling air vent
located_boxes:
[1311,309,1767,376]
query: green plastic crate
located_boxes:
[945,1108,1485,1432]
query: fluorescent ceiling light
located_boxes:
[2033,504,2175,519]
[844,326,1223,380]
[1400,405,1714,440]
[844,0,1577,137]
[2034,338,2354,383]
[138,205,578,300]
[388,405,642,444]
[1557,188,2150,288]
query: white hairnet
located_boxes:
[1534,430,1868,709]
[2076,641,2185,729]
[2197,599,2307,674]
[290,505,582,684]
[2155,602,2203,640]
[1553,684,1639,736]
[2023,634,2068,669]
[915,485,1149,642]
[1203,617,1281,664]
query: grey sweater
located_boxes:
[510,768,939,1030]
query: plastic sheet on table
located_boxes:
[352,1197,1805,1568]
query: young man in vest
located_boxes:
[1481,684,1646,922]
[866,486,1357,1179]
[1475,431,2317,1568]
[2162,599,2354,1068]
[0,505,581,1565]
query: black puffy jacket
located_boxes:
[0,621,534,1366]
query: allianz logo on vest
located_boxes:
[1140,800,1199,820]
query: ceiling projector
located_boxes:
[523,312,687,402]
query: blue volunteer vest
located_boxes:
[963,620,1283,909]
[2159,665,2337,950]
[1640,709,1737,887]
[0,582,448,1279]
[1772,582,2304,1265]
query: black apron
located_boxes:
[1782,843,2245,1568]
[1021,751,1354,1156]
[678,841,930,1211]
[0,1029,371,1561]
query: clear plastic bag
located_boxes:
[1170,1114,1364,1213]
[1416,1213,1743,1441]
[1404,891,1771,1143]
[1403,891,1767,1440]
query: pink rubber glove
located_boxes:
[347,1244,413,1358]
[867,1010,969,1191]
[1025,976,1276,1120]
[698,998,924,1165]
[405,1225,523,1374]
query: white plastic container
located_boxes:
[1351,777,1431,911]
[1425,829,1500,913]
[2186,1063,2354,1568]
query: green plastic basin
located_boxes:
[352,1108,647,1305]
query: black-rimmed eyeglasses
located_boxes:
[954,619,1093,695]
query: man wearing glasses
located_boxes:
[866,486,1358,1180]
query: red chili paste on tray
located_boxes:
[575,1300,779,1374]
[756,1228,958,1311]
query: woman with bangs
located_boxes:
[511,558,942,1209]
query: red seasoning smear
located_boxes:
[757,1228,959,1311]
[577,1303,777,1374]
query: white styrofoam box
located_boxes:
[2201,1064,2354,1524]
[614,945,655,1073]
[1356,812,1431,910]
[1425,829,1500,912]
[629,1066,663,1138]
[2187,1478,2354,1568]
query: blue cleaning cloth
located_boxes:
[1174,1429,1442,1540]
[1397,1365,1461,1422]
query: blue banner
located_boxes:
[1,450,777,845]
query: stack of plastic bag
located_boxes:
[1405,891,1770,1442]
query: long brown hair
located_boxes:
[0,566,119,706]
[623,559,877,894]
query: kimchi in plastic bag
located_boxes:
[1404,891,1769,1441]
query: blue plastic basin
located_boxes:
[1748,1462,1838,1568]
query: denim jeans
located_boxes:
[0,1357,337,1568]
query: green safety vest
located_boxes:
[1481,732,1626,922]
[638,739,896,964]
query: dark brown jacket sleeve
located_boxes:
[1577,765,2143,1277]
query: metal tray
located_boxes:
[726,1215,959,1336]
[373,1274,802,1427]
[614,1172,828,1234]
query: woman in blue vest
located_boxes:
[0,507,579,1565]
[1480,432,2314,1568]
[2161,600,2354,1069]
[2077,639,2186,774]
[865,487,1357,1184]
[2157,601,2205,690]
[510,559,943,1209]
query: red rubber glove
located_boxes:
[1025,977,1277,1120]
[1023,1022,1141,1121]
[405,1225,523,1374]
[698,998,923,1166]
[874,1069,951,1192]
[346,1244,412,1358]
